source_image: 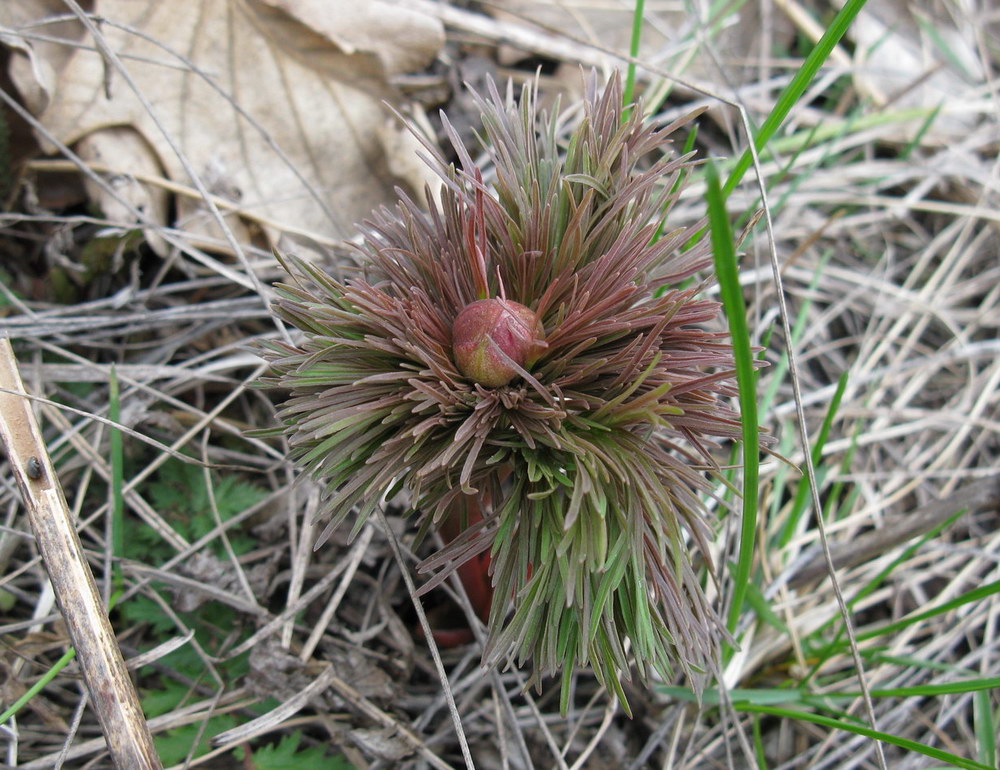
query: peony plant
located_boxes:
[256,74,748,710]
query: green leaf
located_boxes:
[141,679,192,719]
[120,595,177,636]
[155,714,238,765]
[252,733,354,770]
[0,648,76,726]
[778,370,849,547]
[851,580,1000,648]
[142,458,266,556]
[661,677,1000,707]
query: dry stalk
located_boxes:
[0,338,162,770]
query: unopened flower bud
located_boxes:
[452,298,544,387]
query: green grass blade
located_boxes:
[0,648,77,725]
[806,507,968,672]
[622,0,646,121]
[974,689,997,769]
[759,252,831,419]
[866,678,1000,698]
[660,677,1000,707]
[766,429,795,536]
[705,161,760,639]
[737,705,994,770]
[778,371,849,546]
[744,580,788,634]
[752,714,769,769]
[849,506,966,610]
[658,685,809,706]
[109,365,124,591]
[723,0,871,196]
[900,103,943,160]
[914,14,978,81]
[0,589,122,726]
[852,580,1000,647]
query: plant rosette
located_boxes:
[256,74,751,711]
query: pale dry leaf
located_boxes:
[5,0,444,248]
[486,0,781,89]
[375,105,443,209]
[851,0,983,134]
[262,0,445,75]
[1,0,79,114]
[490,0,637,58]
[76,127,170,255]
[247,640,329,705]
[334,650,395,701]
[349,726,414,762]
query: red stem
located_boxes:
[466,169,490,301]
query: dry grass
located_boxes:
[1,1,998,768]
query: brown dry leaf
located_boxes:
[486,0,779,87]
[4,0,444,248]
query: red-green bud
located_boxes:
[452,298,544,387]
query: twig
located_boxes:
[0,338,162,769]
[16,690,255,769]
[210,664,338,747]
[375,504,477,769]
[566,696,617,770]
[325,670,458,770]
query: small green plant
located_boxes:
[251,733,354,770]
[119,459,353,766]
[127,457,261,562]
[257,73,757,711]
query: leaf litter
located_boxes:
[0,0,998,768]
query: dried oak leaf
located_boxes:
[4,0,444,247]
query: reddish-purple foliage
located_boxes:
[257,74,747,709]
